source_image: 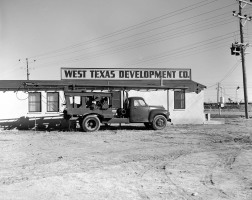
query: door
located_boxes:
[130,99,149,122]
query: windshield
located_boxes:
[134,99,147,107]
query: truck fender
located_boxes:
[149,110,168,122]
[82,113,103,122]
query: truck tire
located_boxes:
[152,115,167,130]
[82,115,100,132]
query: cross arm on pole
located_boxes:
[237,0,252,8]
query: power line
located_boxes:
[120,43,230,69]
[34,13,235,62]
[114,37,233,68]
[1,1,234,73]
[219,60,241,83]
[34,14,237,62]
[33,31,236,71]
[34,19,237,68]
[29,0,226,59]
[1,61,22,77]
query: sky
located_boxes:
[0,0,252,103]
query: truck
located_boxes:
[63,90,170,132]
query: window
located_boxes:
[69,96,82,108]
[134,99,146,107]
[174,90,185,109]
[28,92,41,112]
[47,92,59,112]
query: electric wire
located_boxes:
[9,0,238,73]
[6,0,247,99]
[33,14,234,62]
[122,42,230,68]
[34,14,236,62]
[28,0,230,60]
[34,33,237,70]
[219,60,241,83]
[34,19,238,68]
[32,3,237,62]
[86,32,238,68]
[112,36,231,67]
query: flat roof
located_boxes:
[0,79,206,93]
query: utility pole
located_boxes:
[20,58,35,80]
[217,82,220,105]
[232,0,251,119]
[26,58,30,80]
[236,86,240,104]
[239,0,249,119]
[217,82,221,116]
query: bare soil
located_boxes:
[0,118,252,200]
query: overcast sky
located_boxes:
[0,0,252,102]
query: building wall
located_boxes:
[129,90,205,124]
[168,90,205,124]
[0,90,205,124]
[0,92,28,119]
[128,90,168,109]
[0,91,65,119]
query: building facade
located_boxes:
[0,68,206,124]
[0,90,205,124]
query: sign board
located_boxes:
[61,68,191,80]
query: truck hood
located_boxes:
[149,105,165,110]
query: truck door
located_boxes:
[130,99,149,122]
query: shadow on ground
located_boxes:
[0,116,68,131]
[0,116,150,132]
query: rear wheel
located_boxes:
[152,115,167,130]
[82,115,100,132]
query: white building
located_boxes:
[0,68,206,125]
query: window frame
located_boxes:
[174,90,186,110]
[47,92,59,112]
[28,92,42,112]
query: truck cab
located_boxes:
[63,91,170,132]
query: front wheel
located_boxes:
[82,115,100,132]
[152,115,167,130]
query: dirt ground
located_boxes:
[0,118,252,200]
